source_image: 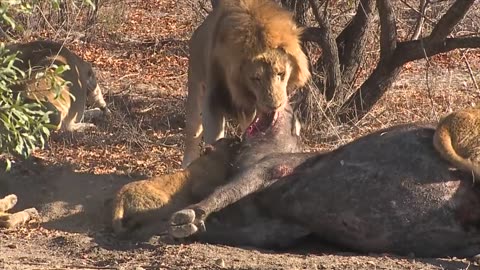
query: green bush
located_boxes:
[0,44,56,170]
[0,0,95,170]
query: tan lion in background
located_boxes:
[7,40,111,132]
[0,194,38,229]
[182,0,311,167]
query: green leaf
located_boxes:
[1,13,15,29]
[55,64,70,74]
[5,159,11,172]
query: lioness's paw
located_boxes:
[169,208,206,239]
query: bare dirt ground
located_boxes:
[1,0,480,269]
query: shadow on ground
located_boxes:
[0,160,141,234]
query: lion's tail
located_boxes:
[111,196,126,235]
[433,124,480,178]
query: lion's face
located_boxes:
[242,49,292,113]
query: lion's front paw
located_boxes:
[169,208,206,239]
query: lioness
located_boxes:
[182,0,311,167]
[0,194,38,229]
[111,138,241,237]
[6,40,110,132]
[433,105,480,179]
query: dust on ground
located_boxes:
[1,0,480,269]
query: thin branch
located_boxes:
[411,0,428,40]
[398,0,434,25]
[395,37,480,65]
[428,0,476,43]
[461,49,480,91]
[0,28,15,42]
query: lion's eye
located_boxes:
[251,76,261,81]
[277,72,285,79]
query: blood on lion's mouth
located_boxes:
[245,111,279,137]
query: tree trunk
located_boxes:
[336,0,376,90]
[281,0,310,25]
[308,0,341,101]
[338,0,477,122]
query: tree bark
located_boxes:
[428,0,476,43]
[281,0,310,25]
[339,0,399,122]
[335,0,376,88]
[308,0,341,101]
[395,37,480,65]
[411,0,427,40]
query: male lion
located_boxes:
[433,105,480,179]
[6,40,111,132]
[111,138,240,238]
[182,0,311,167]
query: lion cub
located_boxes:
[0,194,39,228]
[433,106,480,179]
[111,138,240,236]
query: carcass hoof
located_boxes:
[169,208,206,239]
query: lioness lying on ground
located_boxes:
[111,138,241,238]
[434,105,480,179]
[6,40,110,132]
[170,122,480,258]
[183,0,311,167]
[0,194,38,229]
